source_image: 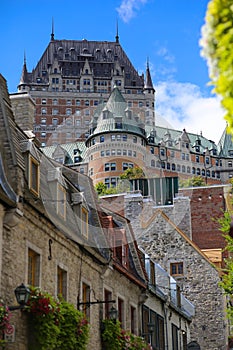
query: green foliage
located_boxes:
[179,175,206,188]
[200,0,233,132]
[25,287,89,350]
[101,320,125,349]
[119,166,145,180]
[101,319,152,350]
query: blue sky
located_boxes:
[0,0,226,142]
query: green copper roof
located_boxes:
[88,87,146,139]
[217,126,233,157]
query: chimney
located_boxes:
[10,92,35,131]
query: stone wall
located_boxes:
[125,194,228,350]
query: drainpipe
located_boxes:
[163,304,169,350]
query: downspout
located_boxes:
[163,304,169,350]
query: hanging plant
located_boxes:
[101,319,152,350]
[25,286,89,350]
[0,301,12,344]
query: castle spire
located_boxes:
[144,57,154,92]
[19,51,28,85]
[51,18,54,41]
[115,20,119,43]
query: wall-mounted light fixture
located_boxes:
[108,306,118,322]
[9,283,31,311]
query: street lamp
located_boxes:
[9,283,31,310]
[109,306,118,322]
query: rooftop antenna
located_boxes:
[51,17,54,41]
[115,19,119,43]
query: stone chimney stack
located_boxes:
[10,92,35,131]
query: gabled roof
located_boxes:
[141,208,218,267]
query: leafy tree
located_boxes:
[179,175,206,188]
[119,166,145,180]
[95,182,118,196]
[200,0,233,132]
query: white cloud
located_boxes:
[117,0,148,23]
[155,81,226,143]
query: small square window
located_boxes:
[170,262,183,276]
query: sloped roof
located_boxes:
[217,126,233,157]
[19,39,144,88]
[88,87,146,139]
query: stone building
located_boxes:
[120,192,228,350]
[1,73,194,349]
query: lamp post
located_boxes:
[9,283,31,311]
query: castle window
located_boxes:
[182,165,185,173]
[196,168,200,175]
[122,135,127,141]
[151,160,155,167]
[212,170,215,178]
[52,118,58,126]
[138,101,143,107]
[117,135,121,141]
[167,163,171,170]
[53,98,58,105]
[42,99,46,104]
[85,100,89,106]
[170,262,183,276]
[150,147,154,154]
[128,150,132,156]
[101,151,105,157]
[133,151,136,157]
[57,266,67,300]
[187,166,191,173]
[52,108,59,115]
[41,118,46,125]
[76,100,81,106]
[172,163,176,171]
[105,178,110,188]
[111,163,116,171]
[133,136,137,143]
[202,169,205,176]
[177,164,180,172]
[106,150,110,156]
[228,161,232,168]
[196,155,200,163]
[29,156,40,196]
[117,149,121,155]
[111,135,116,141]
[186,154,189,161]
[115,122,122,129]
[66,99,72,105]
[41,108,47,115]
[181,153,185,160]
[111,177,117,187]
[28,248,40,287]
[105,163,110,171]
[123,149,127,156]
[66,108,72,116]
[206,170,210,177]
[192,167,196,174]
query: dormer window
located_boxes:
[81,207,88,238]
[57,184,66,219]
[29,156,40,196]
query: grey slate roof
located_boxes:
[19,39,144,88]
